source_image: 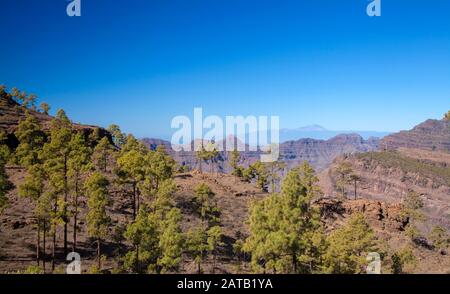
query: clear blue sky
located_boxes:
[1,0,449,139]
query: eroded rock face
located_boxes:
[315,198,407,232]
[280,134,379,171]
[381,119,450,152]
[321,149,450,230]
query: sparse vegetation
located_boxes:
[391,246,416,274]
[333,161,354,199]
[324,213,379,274]
[357,151,450,187]
[429,226,450,252]
[0,87,448,274]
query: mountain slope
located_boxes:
[380,119,450,152]
[319,148,450,231]
[2,168,449,274]
[0,92,111,147]
[143,134,379,172]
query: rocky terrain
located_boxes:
[143,133,379,173]
[1,92,449,274]
[2,168,449,274]
[320,149,450,232]
[280,134,379,171]
[381,119,450,152]
[0,92,111,148]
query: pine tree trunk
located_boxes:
[354,180,357,200]
[292,251,297,274]
[73,180,79,252]
[52,229,56,272]
[43,222,46,273]
[132,184,136,220]
[52,199,58,272]
[97,238,101,270]
[63,156,68,257]
[36,219,40,266]
[136,245,140,273]
[103,154,107,173]
[136,189,140,214]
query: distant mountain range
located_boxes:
[143,133,380,172]
[279,125,391,141]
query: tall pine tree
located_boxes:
[85,172,112,271]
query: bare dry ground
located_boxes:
[319,148,450,229]
[1,166,449,274]
[0,168,267,274]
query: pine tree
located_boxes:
[266,160,286,193]
[243,196,283,273]
[120,134,148,154]
[26,94,37,109]
[10,87,20,103]
[14,112,46,167]
[35,192,52,272]
[401,190,425,241]
[92,137,112,173]
[229,149,243,178]
[107,124,126,147]
[39,102,50,115]
[145,145,176,192]
[42,110,73,263]
[323,213,378,274]
[14,114,46,266]
[68,132,91,252]
[124,207,159,273]
[149,179,177,216]
[195,145,208,173]
[333,161,354,199]
[0,133,13,213]
[207,225,223,273]
[157,208,184,273]
[87,128,102,146]
[279,161,324,273]
[429,226,449,252]
[349,172,361,200]
[391,246,416,274]
[117,149,146,220]
[244,161,326,274]
[186,225,209,274]
[18,164,45,266]
[194,184,218,225]
[17,90,27,106]
[204,143,220,173]
[444,110,450,121]
[85,172,111,271]
[242,162,269,191]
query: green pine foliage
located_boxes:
[194,183,219,226]
[243,161,326,274]
[186,225,209,274]
[0,132,13,213]
[85,172,112,270]
[323,213,379,274]
[157,208,184,273]
[92,137,113,173]
[14,112,46,167]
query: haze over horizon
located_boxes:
[1,0,449,138]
